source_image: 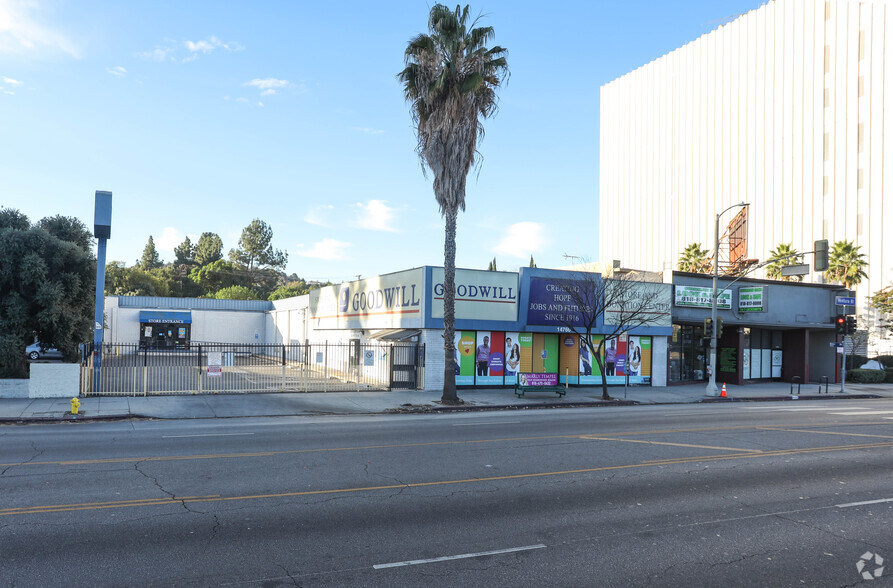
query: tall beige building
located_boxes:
[599,0,891,350]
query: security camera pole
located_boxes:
[706,202,749,396]
[93,191,112,394]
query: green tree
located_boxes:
[529,255,536,268]
[189,259,245,295]
[269,280,312,301]
[871,286,893,334]
[677,243,713,273]
[765,242,803,282]
[140,235,162,270]
[0,209,94,378]
[213,285,259,300]
[229,219,287,272]
[193,232,224,267]
[105,262,170,297]
[38,215,93,251]
[399,3,508,404]
[487,257,497,271]
[825,240,868,289]
[173,236,195,266]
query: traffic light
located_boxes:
[835,315,846,334]
[704,318,713,338]
[716,317,724,339]
[814,239,829,272]
[846,315,856,335]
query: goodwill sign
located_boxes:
[431,268,518,322]
[310,268,424,330]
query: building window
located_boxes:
[824,132,830,161]
[824,88,830,107]
[857,168,864,189]
[858,76,864,97]
[824,45,831,73]
[825,1,831,20]
[859,31,865,60]
[823,176,829,196]
[858,123,865,153]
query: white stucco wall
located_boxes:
[29,363,80,398]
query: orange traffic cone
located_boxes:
[720,383,727,398]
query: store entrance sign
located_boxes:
[674,285,731,309]
[738,286,765,312]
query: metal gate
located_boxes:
[80,342,424,396]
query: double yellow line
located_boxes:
[5,439,893,518]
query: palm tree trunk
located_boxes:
[441,206,460,404]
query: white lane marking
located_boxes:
[836,498,893,508]
[373,544,546,569]
[777,407,877,412]
[162,433,256,438]
[827,411,893,416]
[452,421,521,427]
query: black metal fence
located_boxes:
[80,342,424,396]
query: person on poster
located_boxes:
[605,338,617,376]
[628,339,642,376]
[506,343,520,376]
[476,335,490,376]
[580,339,592,376]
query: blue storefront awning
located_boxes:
[139,310,192,324]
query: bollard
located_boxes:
[70,397,81,415]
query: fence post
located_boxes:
[324,342,328,393]
[197,345,203,394]
[388,344,395,391]
[143,344,148,396]
[281,344,286,392]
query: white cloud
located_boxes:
[137,42,177,62]
[155,227,184,252]
[304,205,334,227]
[105,66,126,77]
[184,36,243,54]
[244,78,291,96]
[3,90,14,95]
[493,222,547,259]
[352,200,398,232]
[235,97,249,103]
[258,101,263,107]
[352,127,386,135]
[2,76,22,86]
[0,0,81,58]
[296,238,351,261]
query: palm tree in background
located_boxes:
[765,242,803,282]
[677,243,712,273]
[399,4,508,404]
[825,240,868,289]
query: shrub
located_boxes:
[886,369,893,384]
[873,355,893,368]
[847,369,886,384]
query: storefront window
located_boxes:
[668,324,707,383]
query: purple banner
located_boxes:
[526,278,585,326]
[518,372,558,386]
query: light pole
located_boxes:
[706,201,749,396]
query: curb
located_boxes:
[698,394,882,403]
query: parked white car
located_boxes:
[25,343,63,360]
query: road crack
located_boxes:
[0,441,45,477]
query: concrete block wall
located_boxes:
[29,364,80,398]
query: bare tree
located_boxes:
[553,271,671,400]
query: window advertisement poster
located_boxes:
[771,350,783,378]
[530,333,559,374]
[309,268,424,330]
[738,286,765,312]
[579,336,652,385]
[674,285,732,309]
[526,277,585,327]
[476,331,505,385]
[518,332,534,373]
[559,334,579,383]
[604,281,673,327]
[504,332,522,382]
[454,331,476,386]
[431,268,518,322]
[750,349,762,378]
[578,335,593,378]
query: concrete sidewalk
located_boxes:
[2,381,892,423]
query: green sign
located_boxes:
[674,285,731,309]
[719,347,738,372]
[738,286,764,312]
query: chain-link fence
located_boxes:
[80,342,424,396]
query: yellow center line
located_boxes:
[5,442,893,518]
[757,426,893,440]
[577,435,761,453]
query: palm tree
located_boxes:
[765,242,803,282]
[677,243,712,273]
[825,240,868,289]
[399,4,508,404]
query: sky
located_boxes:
[2,0,767,283]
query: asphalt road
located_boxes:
[3,399,893,587]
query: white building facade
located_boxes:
[599,0,892,352]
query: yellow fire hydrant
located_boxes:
[70,397,80,415]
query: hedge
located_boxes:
[847,369,887,384]
[886,369,893,384]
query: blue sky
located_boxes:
[2,0,765,283]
